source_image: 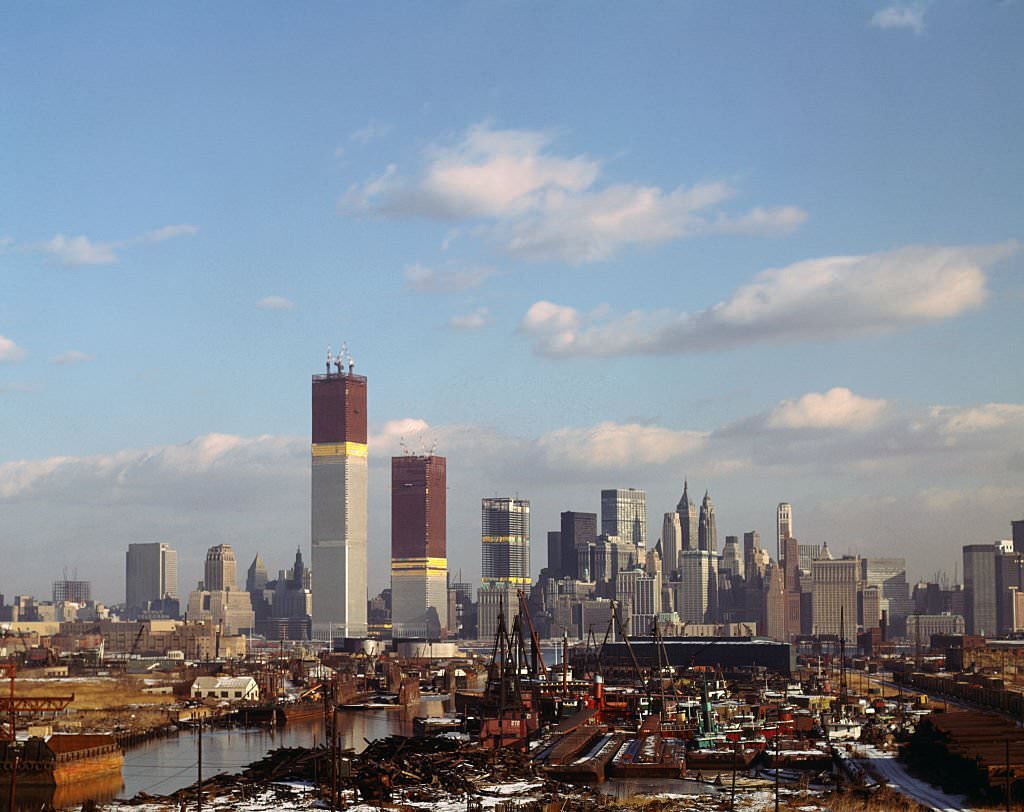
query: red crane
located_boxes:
[0,663,75,741]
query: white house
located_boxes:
[190,676,259,702]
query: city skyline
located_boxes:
[1,4,1022,600]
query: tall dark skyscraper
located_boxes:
[1013,519,1024,555]
[560,511,597,579]
[125,542,178,617]
[698,490,717,553]
[676,480,699,552]
[311,349,368,639]
[391,454,447,638]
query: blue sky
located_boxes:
[1,2,1022,600]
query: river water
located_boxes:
[5,696,715,810]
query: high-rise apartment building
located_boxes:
[482,497,531,587]
[776,503,793,562]
[698,491,717,553]
[391,454,447,638]
[311,350,368,640]
[601,489,646,552]
[125,542,178,617]
[676,481,699,552]
[560,511,597,580]
[204,544,238,591]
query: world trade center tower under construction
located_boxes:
[311,348,368,640]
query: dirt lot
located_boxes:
[12,675,180,731]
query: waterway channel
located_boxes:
[6,696,717,810]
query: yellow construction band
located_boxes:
[391,557,448,572]
[482,576,531,585]
[311,442,368,458]
[481,535,528,544]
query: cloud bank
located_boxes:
[521,242,1016,357]
[340,123,805,263]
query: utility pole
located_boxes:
[730,741,738,811]
[197,715,203,812]
[774,734,780,812]
[1006,738,1011,812]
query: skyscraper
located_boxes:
[125,542,178,617]
[560,511,597,580]
[676,480,699,552]
[963,544,998,636]
[204,544,238,591]
[601,488,647,551]
[662,511,683,578]
[482,497,531,587]
[391,454,447,638]
[53,580,91,604]
[698,490,717,553]
[777,502,793,562]
[311,349,368,640]
[811,556,859,637]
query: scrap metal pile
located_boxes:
[125,735,601,808]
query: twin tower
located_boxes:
[310,352,368,639]
[310,352,448,641]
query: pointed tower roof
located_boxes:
[676,479,692,512]
[820,541,833,560]
[248,553,265,572]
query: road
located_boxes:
[855,745,973,812]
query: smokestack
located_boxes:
[880,609,888,642]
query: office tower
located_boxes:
[662,512,683,579]
[601,488,647,551]
[743,531,760,578]
[546,531,562,578]
[311,349,368,640]
[675,549,719,624]
[862,585,884,630]
[1013,520,1024,555]
[762,563,786,641]
[963,544,998,636]
[592,535,637,591]
[676,480,699,552]
[52,580,91,604]
[391,454,448,638]
[811,556,860,636]
[782,536,801,638]
[187,544,255,635]
[797,543,821,571]
[246,554,268,593]
[861,558,912,634]
[698,491,717,553]
[776,503,793,562]
[125,542,178,616]
[204,544,238,591]
[560,511,597,580]
[721,535,744,579]
[481,497,530,587]
[996,548,1024,634]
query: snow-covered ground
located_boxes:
[855,744,973,812]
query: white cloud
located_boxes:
[0,335,26,362]
[930,403,1024,436]
[256,295,295,311]
[340,122,805,263]
[138,224,199,243]
[50,350,94,365]
[521,242,1017,357]
[871,4,926,34]
[767,388,888,430]
[538,422,706,468]
[35,224,198,266]
[448,307,490,331]
[350,119,391,144]
[403,263,495,292]
[40,234,117,265]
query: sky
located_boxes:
[1,2,1022,603]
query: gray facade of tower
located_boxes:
[311,352,368,640]
[698,491,717,553]
[125,542,178,615]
